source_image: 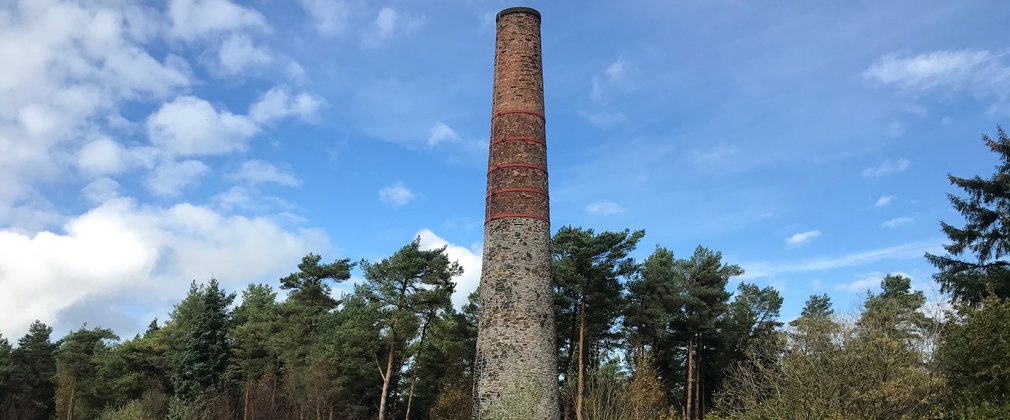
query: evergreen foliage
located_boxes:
[926,126,1010,303]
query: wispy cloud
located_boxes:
[585,201,626,216]
[741,240,940,281]
[864,49,1007,94]
[428,122,460,146]
[227,160,300,187]
[835,271,912,292]
[787,230,821,246]
[862,158,910,178]
[882,216,914,228]
[875,196,894,208]
[379,182,415,206]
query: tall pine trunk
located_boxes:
[66,374,76,420]
[695,342,702,420]
[576,298,586,420]
[379,337,396,420]
[685,334,693,420]
[243,378,250,420]
[404,315,432,420]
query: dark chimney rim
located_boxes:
[496,7,541,22]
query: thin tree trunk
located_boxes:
[685,334,693,420]
[576,298,586,420]
[243,378,250,420]
[404,315,433,420]
[379,337,396,420]
[66,374,76,420]
[695,343,702,420]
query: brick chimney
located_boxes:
[474,6,558,419]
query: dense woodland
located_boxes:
[1,128,1009,420]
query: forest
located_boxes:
[1,129,1008,420]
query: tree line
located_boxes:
[0,127,1008,420]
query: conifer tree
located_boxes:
[926,126,1010,303]
[11,321,58,420]
[172,279,235,401]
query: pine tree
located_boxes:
[11,321,58,420]
[552,226,644,420]
[360,237,461,420]
[926,126,1010,303]
[55,326,118,420]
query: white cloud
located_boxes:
[249,86,324,124]
[875,195,894,208]
[416,229,481,309]
[0,198,328,337]
[82,178,121,204]
[882,216,914,228]
[227,160,300,187]
[786,230,821,246]
[864,49,1003,93]
[379,182,415,206]
[376,7,399,38]
[427,122,460,146]
[0,0,190,211]
[585,201,626,216]
[590,56,637,103]
[168,0,268,41]
[77,137,127,176]
[217,33,272,75]
[363,7,423,47]
[297,0,350,35]
[862,158,910,178]
[740,240,939,281]
[145,159,210,197]
[835,271,912,293]
[147,96,260,156]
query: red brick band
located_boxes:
[485,212,550,223]
[488,163,548,174]
[492,109,546,121]
[487,187,549,198]
[490,136,546,146]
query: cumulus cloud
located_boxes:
[875,195,894,208]
[379,182,416,206]
[227,160,300,187]
[415,229,481,309]
[862,158,910,178]
[77,137,128,176]
[0,198,328,337]
[585,201,626,216]
[0,0,190,209]
[217,33,272,75]
[249,87,324,124]
[427,122,460,146]
[147,96,260,156]
[882,216,914,228]
[168,0,268,41]
[82,178,121,204]
[145,159,211,197]
[787,230,821,246]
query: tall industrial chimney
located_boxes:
[474,6,558,419]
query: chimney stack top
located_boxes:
[496,7,540,22]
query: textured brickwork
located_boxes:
[474,7,559,420]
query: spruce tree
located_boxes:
[172,279,235,401]
[926,126,1010,303]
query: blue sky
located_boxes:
[1,0,1008,338]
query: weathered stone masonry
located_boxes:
[474,7,559,420]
